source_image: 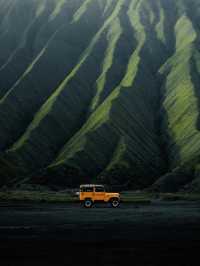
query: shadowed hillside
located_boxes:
[1,0,200,191]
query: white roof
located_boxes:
[80,184,104,188]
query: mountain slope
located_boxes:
[1,0,200,190]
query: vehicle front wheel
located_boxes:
[110,198,120,208]
[84,199,93,208]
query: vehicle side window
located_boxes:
[81,187,93,192]
[95,187,105,192]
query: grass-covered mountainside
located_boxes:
[1,0,200,191]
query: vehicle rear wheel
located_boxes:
[110,198,120,208]
[84,199,93,208]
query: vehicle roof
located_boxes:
[80,184,104,188]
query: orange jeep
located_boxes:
[79,184,120,208]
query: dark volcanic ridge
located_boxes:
[1,0,200,191]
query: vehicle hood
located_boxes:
[106,192,120,197]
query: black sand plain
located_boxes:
[0,201,200,266]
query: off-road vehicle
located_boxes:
[79,184,120,208]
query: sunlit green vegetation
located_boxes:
[0,0,200,192]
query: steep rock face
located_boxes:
[0,0,200,189]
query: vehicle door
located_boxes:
[95,186,105,201]
[81,187,94,200]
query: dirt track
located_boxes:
[0,201,200,265]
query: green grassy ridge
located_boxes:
[90,1,138,113]
[53,123,120,178]
[0,0,106,152]
[6,0,124,172]
[52,0,193,186]
[7,30,109,172]
[0,0,37,67]
[102,86,164,185]
[51,99,120,172]
[21,2,125,166]
[0,0,102,90]
[160,15,200,167]
[1,0,200,189]
[90,17,122,112]
[50,0,168,185]
[102,0,169,175]
[155,0,166,45]
[49,0,68,21]
[103,0,115,16]
[12,0,171,183]
[0,0,53,69]
[72,0,95,23]
[0,1,55,98]
[108,87,161,164]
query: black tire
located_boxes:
[84,199,93,208]
[110,198,120,208]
